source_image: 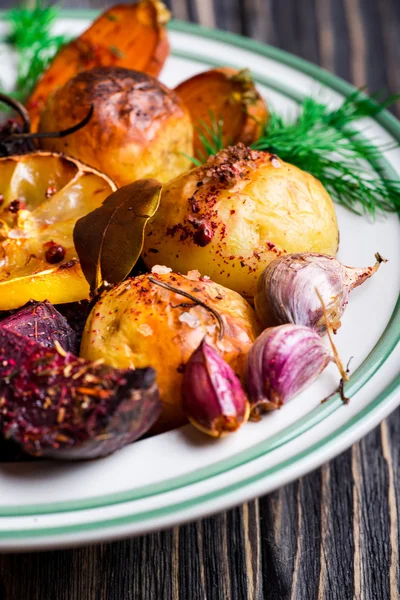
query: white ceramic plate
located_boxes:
[0,12,399,552]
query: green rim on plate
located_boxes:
[0,14,399,539]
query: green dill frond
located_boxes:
[195,90,400,216]
[5,0,68,100]
[194,111,225,164]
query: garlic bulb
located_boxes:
[246,324,333,416]
[254,252,385,335]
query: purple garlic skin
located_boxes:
[254,252,384,335]
[182,338,249,437]
[246,324,332,416]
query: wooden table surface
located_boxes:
[0,1,399,598]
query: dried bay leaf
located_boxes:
[73,179,162,293]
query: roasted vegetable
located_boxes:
[175,68,268,160]
[39,67,193,186]
[142,144,339,301]
[26,0,171,131]
[0,328,161,460]
[56,301,90,349]
[81,268,260,432]
[0,300,77,353]
[0,152,116,310]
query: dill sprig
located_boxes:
[192,112,225,166]
[5,0,67,100]
[196,91,400,216]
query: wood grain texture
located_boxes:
[0,0,399,598]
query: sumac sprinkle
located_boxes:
[188,215,214,247]
[8,199,25,213]
[45,243,66,264]
[189,196,200,213]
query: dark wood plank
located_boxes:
[0,1,399,599]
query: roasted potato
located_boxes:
[39,67,193,186]
[175,68,268,160]
[26,0,171,131]
[80,269,261,432]
[0,152,116,310]
[142,145,339,301]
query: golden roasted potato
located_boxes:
[80,269,260,431]
[0,152,116,310]
[39,67,193,186]
[26,0,171,131]
[142,145,339,301]
[175,67,268,160]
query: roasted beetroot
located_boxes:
[56,300,90,348]
[0,300,77,353]
[0,328,161,460]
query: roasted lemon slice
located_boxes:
[0,152,116,310]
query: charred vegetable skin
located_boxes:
[0,300,77,353]
[26,0,171,131]
[0,329,161,460]
[39,67,193,186]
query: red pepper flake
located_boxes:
[0,194,4,207]
[188,216,214,247]
[189,196,200,213]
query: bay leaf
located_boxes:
[73,179,162,293]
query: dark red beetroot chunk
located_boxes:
[0,329,161,460]
[0,300,77,354]
[55,300,90,349]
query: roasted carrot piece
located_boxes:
[26,1,171,131]
[175,67,268,161]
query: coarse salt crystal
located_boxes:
[186,269,201,281]
[151,265,172,275]
[137,324,153,337]
[179,312,200,328]
[271,157,281,168]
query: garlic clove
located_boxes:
[246,324,332,417]
[254,252,385,335]
[182,338,249,437]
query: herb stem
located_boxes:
[148,276,225,339]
